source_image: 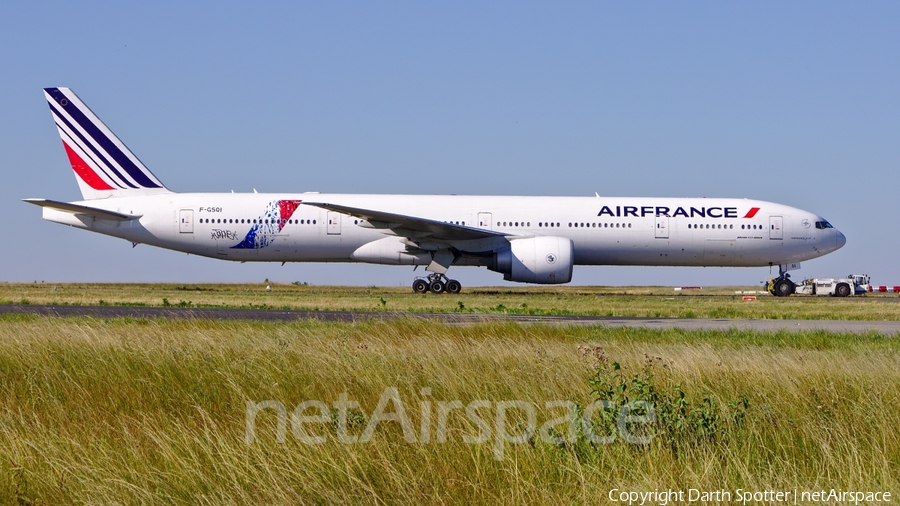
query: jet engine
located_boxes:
[488,236,574,284]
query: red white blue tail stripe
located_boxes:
[44,87,169,199]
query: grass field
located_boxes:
[0,315,897,504]
[3,282,900,320]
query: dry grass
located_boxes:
[3,282,900,320]
[0,315,897,504]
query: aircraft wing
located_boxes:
[302,202,508,241]
[23,199,141,221]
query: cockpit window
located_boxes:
[815,221,834,229]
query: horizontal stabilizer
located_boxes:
[22,198,141,221]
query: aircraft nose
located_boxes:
[835,230,847,250]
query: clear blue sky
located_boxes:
[2,2,898,287]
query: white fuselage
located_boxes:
[33,87,848,285]
[41,193,846,272]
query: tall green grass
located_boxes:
[0,316,897,504]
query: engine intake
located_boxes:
[488,236,574,284]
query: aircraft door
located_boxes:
[327,212,342,235]
[655,216,669,238]
[769,216,783,240]
[179,209,193,234]
[478,212,493,231]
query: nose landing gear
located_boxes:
[768,265,796,297]
[412,273,462,294]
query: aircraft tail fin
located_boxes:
[43,87,172,200]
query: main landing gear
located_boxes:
[412,273,462,294]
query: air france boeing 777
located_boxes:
[26,88,846,296]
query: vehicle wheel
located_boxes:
[445,279,462,294]
[774,280,795,297]
[835,283,851,297]
[429,280,446,294]
[412,279,429,294]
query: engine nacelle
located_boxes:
[488,236,574,284]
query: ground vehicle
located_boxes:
[769,274,870,297]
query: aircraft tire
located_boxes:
[412,279,429,294]
[774,280,795,297]
[429,280,446,294]
[445,279,462,294]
